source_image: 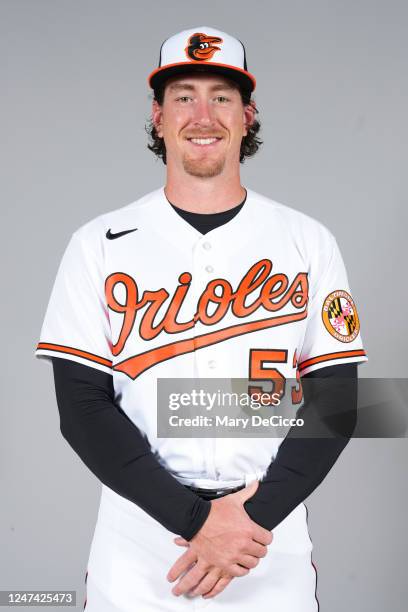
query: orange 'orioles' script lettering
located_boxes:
[105,259,309,380]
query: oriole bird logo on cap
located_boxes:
[185,32,223,61]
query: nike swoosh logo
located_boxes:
[106,228,138,240]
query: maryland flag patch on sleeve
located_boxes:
[321,290,360,343]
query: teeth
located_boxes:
[190,138,218,145]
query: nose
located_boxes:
[192,97,215,127]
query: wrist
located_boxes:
[180,497,211,542]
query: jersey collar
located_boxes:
[152,185,259,254]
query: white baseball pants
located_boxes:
[83,487,319,611]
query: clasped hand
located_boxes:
[167,480,273,599]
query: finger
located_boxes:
[243,540,268,558]
[202,576,233,599]
[167,549,197,582]
[238,555,259,570]
[173,537,189,547]
[190,569,221,597]
[232,480,259,503]
[172,564,208,597]
[252,526,273,546]
[229,564,250,578]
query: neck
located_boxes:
[164,164,246,213]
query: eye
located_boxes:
[176,96,192,103]
[199,43,205,49]
[215,96,229,103]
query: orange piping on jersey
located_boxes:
[36,343,113,368]
[298,349,367,372]
[113,309,308,380]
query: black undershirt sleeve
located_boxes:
[51,357,211,541]
[51,357,357,538]
[244,363,358,530]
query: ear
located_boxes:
[152,99,164,138]
[243,100,257,136]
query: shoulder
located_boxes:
[248,189,337,256]
[70,187,163,246]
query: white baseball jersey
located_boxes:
[35,186,367,606]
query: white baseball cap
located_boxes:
[148,26,256,92]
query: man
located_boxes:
[36,26,368,611]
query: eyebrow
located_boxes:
[168,82,236,92]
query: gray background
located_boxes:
[1,0,407,610]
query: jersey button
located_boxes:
[208,360,217,369]
[202,242,212,250]
[205,265,214,273]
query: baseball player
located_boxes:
[36,26,368,611]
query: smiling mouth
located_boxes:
[187,137,222,146]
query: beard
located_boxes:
[182,153,226,178]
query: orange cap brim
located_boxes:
[148,61,256,92]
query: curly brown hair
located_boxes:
[145,79,262,164]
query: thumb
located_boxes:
[232,480,259,504]
[173,536,189,547]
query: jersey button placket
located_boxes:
[194,239,219,378]
[193,238,220,481]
